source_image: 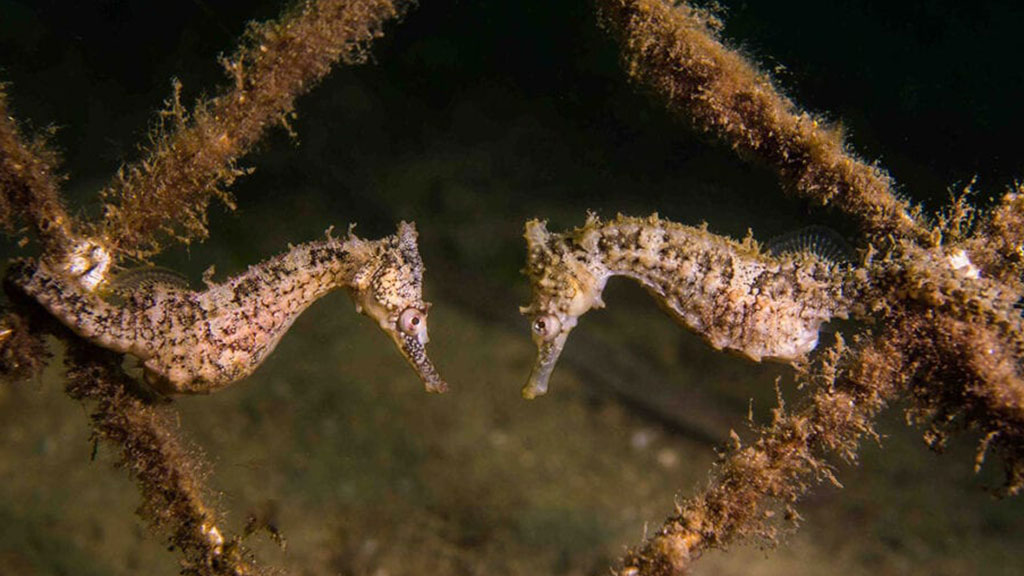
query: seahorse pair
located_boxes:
[8,214,855,397]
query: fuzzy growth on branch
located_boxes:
[98,0,412,259]
[63,340,259,576]
[865,240,1024,488]
[595,0,928,243]
[1,1,421,574]
[966,186,1024,288]
[0,89,76,256]
[618,331,905,575]
[591,1,1024,574]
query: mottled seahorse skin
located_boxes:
[9,222,447,394]
[519,213,853,398]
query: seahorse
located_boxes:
[8,222,447,394]
[518,213,854,398]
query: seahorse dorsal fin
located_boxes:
[102,266,190,302]
[766,225,853,265]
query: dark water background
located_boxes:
[1,1,1023,575]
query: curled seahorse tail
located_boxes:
[6,258,135,353]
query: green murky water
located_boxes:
[2,1,1024,574]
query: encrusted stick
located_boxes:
[9,222,447,394]
[595,0,927,243]
[0,89,77,256]
[63,341,252,575]
[519,213,853,398]
[98,0,413,259]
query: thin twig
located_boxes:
[98,0,412,259]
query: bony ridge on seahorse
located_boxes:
[9,222,447,394]
[518,213,855,399]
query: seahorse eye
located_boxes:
[398,307,426,335]
[531,314,561,341]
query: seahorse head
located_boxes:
[518,218,608,399]
[349,222,447,393]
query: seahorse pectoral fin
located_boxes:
[395,331,448,394]
[522,330,569,399]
